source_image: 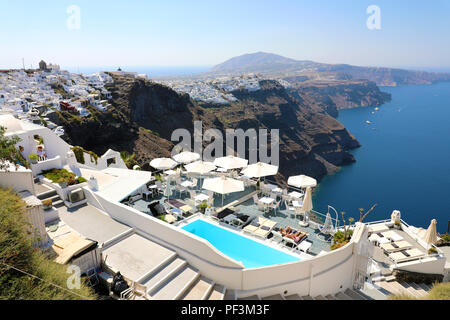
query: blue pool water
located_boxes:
[314,82,450,233]
[181,219,300,268]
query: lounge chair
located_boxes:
[368,223,390,234]
[389,248,425,263]
[297,240,312,253]
[253,224,273,238]
[380,240,413,253]
[382,230,404,242]
[243,217,267,234]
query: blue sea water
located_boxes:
[182,219,300,268]
[314,82,450,233]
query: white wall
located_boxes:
[83,186,367,295]
[0,169,35,194]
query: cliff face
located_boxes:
[287,80,392,117]
[55,75,365,182]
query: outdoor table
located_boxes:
[292,200,303,207]
[259,197,275,205]
[164,170,177,176]
[289,191,304,199]
[180,180,195,188]
[195,193,210,202]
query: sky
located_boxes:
[1,0,450,70]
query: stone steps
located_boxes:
[149,266,200,300]
[207,284,226,300]
[334,292,352,300]
[182,276,214,300]
[261,294,285,300]
[142,257,187,294]
[284,294,302,300]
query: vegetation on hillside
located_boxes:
[0,188,96,299]
[389,282,450,300]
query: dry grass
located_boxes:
[389,282,450,301]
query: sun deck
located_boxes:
[125,174,335,256]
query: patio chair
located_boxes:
[271,230,285,243]
[268,200,281,213]
[284,237,299,250]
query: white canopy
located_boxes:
[172,151,201,164]
[202,176,244,207]
[150,158,178,170]
[202,176,244,195]
[213,155,248,170]
[423,219,438,245]
[288,175,317,188]
[184,160,216,175]
[240,162,278,178]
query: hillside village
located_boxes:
[0,61,114,136]
[158,73,291,105]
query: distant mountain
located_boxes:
[210,52,450,86]
[211,52,317,75]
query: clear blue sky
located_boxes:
[1,0,449,69]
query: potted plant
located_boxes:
[394,219,402,230]
[42,199,53,210]
[198,201,208,214]
[428,247,438,255]
[28,153,39,164]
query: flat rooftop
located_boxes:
[58,204,131,243]
[102,233,176,281]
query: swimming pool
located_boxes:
[181,219,300,268]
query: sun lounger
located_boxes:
[389,248,425,263]
[380,240,413,252]
[297,240,312,253]
[382,230,404,242]
[253,225,273,238]
[368,224,390,234]
[243,217,268,233]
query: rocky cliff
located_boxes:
[287,80,391,117]
[54,74,363,183]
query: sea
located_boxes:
[313,82,450,233]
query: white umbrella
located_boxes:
[150,158,178,170]
[202,176,244,207]
[288,175,317,189]
[240,162,278,179]
[172,151,200,164]
[302,187,313,213]
[185,160,216,175]
[423,219,438,245]
[213,155,248,170]
[185,160,216,190]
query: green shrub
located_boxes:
[440,233,450,242]
[0,188,96,300]
[28,153,39,161]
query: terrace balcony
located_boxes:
[122,171,337,257]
